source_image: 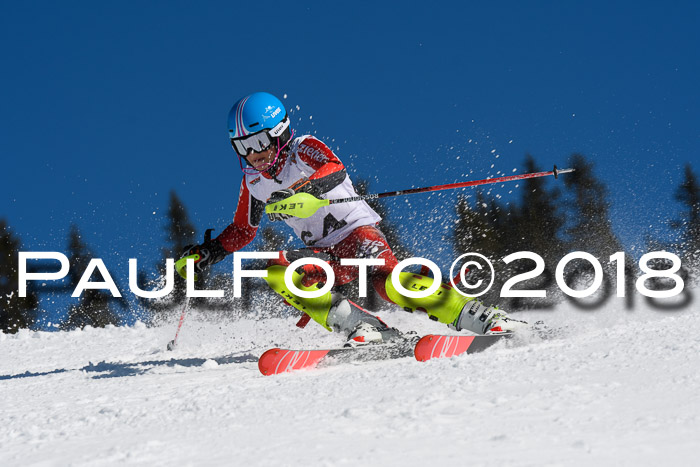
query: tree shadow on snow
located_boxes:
[0,353,258,381]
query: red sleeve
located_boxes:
[216,179,262,252]
[295,136,346,180]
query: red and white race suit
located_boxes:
[217,135,381,250]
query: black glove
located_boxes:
[266,188,295,222]
[288,177,323,197]
[180,238,228,274]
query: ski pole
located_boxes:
[167,228,215,350]
[266,165,574,219]
[167,296,190,351]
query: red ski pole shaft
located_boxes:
[168,228,213,350]
[328,165,574,205]
[167,297,191,351]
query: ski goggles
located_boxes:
[230,115,290,158]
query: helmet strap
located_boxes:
[238,129,294,176]
[265,128,294,176]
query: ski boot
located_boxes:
[346,322,385,347]
[345,322,419,349]
[384,272,528,335]
[452,300,528,335]
[263,264,411,346]
[326,295,403,347]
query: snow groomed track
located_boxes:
[1,298,699,466]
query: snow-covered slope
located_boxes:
[2,298,698,466]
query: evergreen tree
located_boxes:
[672,163,700,274]
[454,194,479,255]
[507,156,567,308]
[564,154,623,258]
[149,191,198,314]
[454,194,486,264]
[454,190,511,257]
[0,220,38,333]
[453,156,571,309]
[61,225,121,330]
[162,190,198,265]
[513,156,566,260]
[561,154,629,304]
[453,189,518,308]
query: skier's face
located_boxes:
[246,146,275,170]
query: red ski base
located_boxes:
[258,348,331,375]
[414,334,509,362]
[258,334,510,375]
[258,343,414,376]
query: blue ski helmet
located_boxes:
[227,92,291,159]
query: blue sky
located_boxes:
[2,1,699,321]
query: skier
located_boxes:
[183,91,526,345]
